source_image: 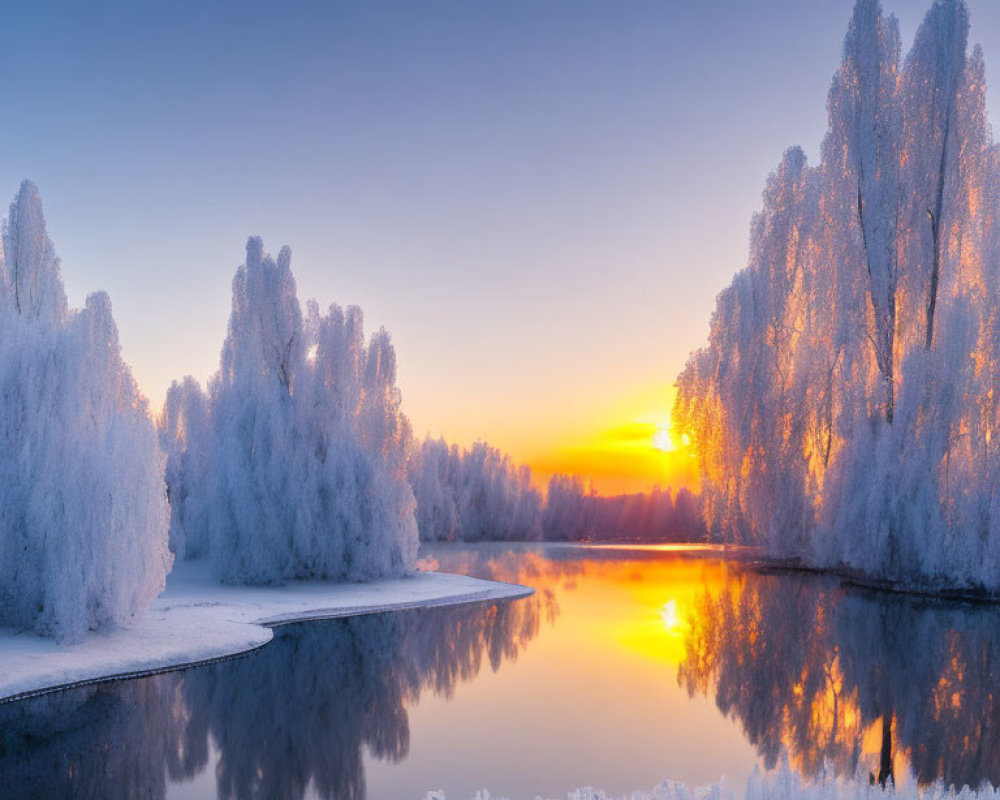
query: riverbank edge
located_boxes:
[0,565,533,704]
[751,558,1000,605]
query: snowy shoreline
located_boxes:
[0,560,532,703]
[424,762,1000,800]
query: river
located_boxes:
[3,542,999,799]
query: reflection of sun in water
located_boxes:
[306,344,319,363]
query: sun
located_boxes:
[652,424,674,453]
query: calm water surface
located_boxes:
[2,543,1000,799]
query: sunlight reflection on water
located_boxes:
[2,544,998,800]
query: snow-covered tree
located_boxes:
[676,0,1000,591]
[542,474,595,541]
[206,240,303,582]
[901,0,968,350]
[408,437,543,541]
[170,238,418,584]
[408,435,702,543]
[408,438,462,541]
[158,377,211,559]
[0,181,171,641]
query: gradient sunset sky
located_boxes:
[3,0,999,494]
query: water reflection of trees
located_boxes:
[423,542,587,625]
[679,571,1000,789]
[0,675,194,799]
[0,596,542,800]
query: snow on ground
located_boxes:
[424,762,1000,800]
[0,559,531,702]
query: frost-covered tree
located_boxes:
[0,181,171,641]
[408,437,543,541]
[409,439,462,541]
[456,442,542,541]
[172,238,417,584]
[541,477,704,542]
[3,180,68,323]
[408,435,702,543]
[587,487,705,542]
[542,474,595,541]
[676,0,1000,591]
[206,239,303,582]
[901,0,968,350]
[842,0,903,423]
[158,377,211,559]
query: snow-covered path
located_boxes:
[0,561,531,702]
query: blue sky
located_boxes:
[2,0,999,490]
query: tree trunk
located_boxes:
[926,106,952,350]
[877,713,894,788]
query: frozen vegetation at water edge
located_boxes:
[675,0,1000,590]
[427,763,1000,800]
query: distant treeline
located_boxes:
[408,437,704,543]
[543,475,703,542]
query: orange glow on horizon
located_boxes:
[524,384,700,496]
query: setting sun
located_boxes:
[652,425,674,453]
[524,385,699,495]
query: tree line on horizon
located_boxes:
[407,436,703,543]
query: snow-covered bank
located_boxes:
[424,763,999,800]
[0,560,531,703]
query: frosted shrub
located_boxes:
[425,762,1000,800]
[0,181,171,641]
[168,238,417,584]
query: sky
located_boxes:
[2,0,999,495]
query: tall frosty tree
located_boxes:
[0,181,171,641]
[168,238,418,584]
[676,0,1000,591]
[3,181,68,323]
[159,376,211,560]
[841,0,903,423]
[207,240,304,582]
[902,0,968,350]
